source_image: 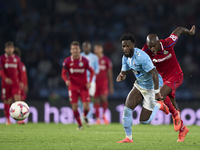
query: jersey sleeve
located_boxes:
[140,51,155,73]
[164,33,178,49]
[142,44,149,52]
[0,57,6,80]
[121,56,130,71]
[61,59,68,82]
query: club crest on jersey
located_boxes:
[79,62,83,67]
[163,50,168,55]
[13,58,17,62]
[101,60,105,64]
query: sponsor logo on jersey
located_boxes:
[100,65,106,70]
[163,50,168,55]
[4,63,18,69]
[152,53,172,63]
[79,62,83,67]
[69,68,85,74]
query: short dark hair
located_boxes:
[5,41,14,47]
[119,33,136,43]
[70,41,80,48]
[14,47,21,57]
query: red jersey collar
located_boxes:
[71,55,82,62]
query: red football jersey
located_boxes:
[62,55,94,90]
[0,54,22,85]
[96,55,112,85]
[142,33,182,81]
[20,61,28,86]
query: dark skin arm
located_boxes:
[172,25,195,37]
[116,71,128,82]
[149,68,163,100]
[107,68,114,94]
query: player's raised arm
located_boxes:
[172,25,196,37]
[149,68,163,100]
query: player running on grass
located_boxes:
[142,25,195,142]
[62,41,94,130]
[116,33,169,143]
[0,42,23,125]
[93,44,114,124]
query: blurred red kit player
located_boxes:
[62,41,94,130]
[142,25,195,142]
[94,44,114,124]
[0,42,23,125]
[14,47,28,101]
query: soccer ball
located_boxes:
[10,101,30,121]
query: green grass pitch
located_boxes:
[0,123,199,150]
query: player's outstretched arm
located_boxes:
[149,68,163,100]
[116,71,128,82]
[172,25,196,37]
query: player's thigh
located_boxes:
[140,107,152,121]
[89,82,96,97]
[82,102,90,110]
[1,86,12,101]
[71,103,78,111]
[80,89,90,104]
[125,87,143,110]
[68,90,79,104]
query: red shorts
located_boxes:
[1,84,21,100]
[68,88,90,104]
[164,73,183,98]
[95,82,109,97]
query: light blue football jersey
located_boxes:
[81,52,99,82]
[121,47,163,89]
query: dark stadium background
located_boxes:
[0,0,199,124]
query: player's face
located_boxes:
[70,45,81,58]
[5,46,14,56]
[121,40,134,57]
[147,41,160,55]
[82,42,91,54]
[94,45,103,55]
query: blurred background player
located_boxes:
[93,44,114,124]
[78,41,99,122]
[62,41,94,130]
[0,42,23,125]
[14,47,28,125]
[142,25,195,142]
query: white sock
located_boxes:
[126,135,132,140]
[156,102,161,109]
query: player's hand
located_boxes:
[25,86,28,93]
[86,82,91,89]
[5,78,12,84]
[20,82,24,89]
[109,86,114,95]
[155,92,163,101]
[65,81,70,87]
[189,25,195,35]
[116,74,126,82]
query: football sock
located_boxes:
[73,110,82,126]
[141,102,160,124]
[94,103,100,118]
[126,135,133,140]
[84,109,89,117]
[164,96,177,117]
[122,106,133,136]
[179,120,185,132]
[4,103,10,120]
[102,101,108,114]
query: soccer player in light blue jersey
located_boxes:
[78,41,99,124]
[116,33,169,143]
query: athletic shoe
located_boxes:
[117,137,133,143]
[172,111,181,131]
[76,125,83,130]
[177,126,189,142]
[17,121,25,125]
[95,118,101,125]
[103,115,109,125]
[157,101,169,115]
[84,117,90,127]
[6,119,11,125]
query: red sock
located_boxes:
[179,120,185,132]
[83,109,89,117]
[94,103,100,118]
[4,103,10,120]
[73,110,82,126]
[164,96,177,117]
[102,101,108,115]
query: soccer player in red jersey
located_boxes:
[93,44,114,124]
[0,42,23,125]
[142,25,195,142]
[14,47,28,125]
[61,41,95,130]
